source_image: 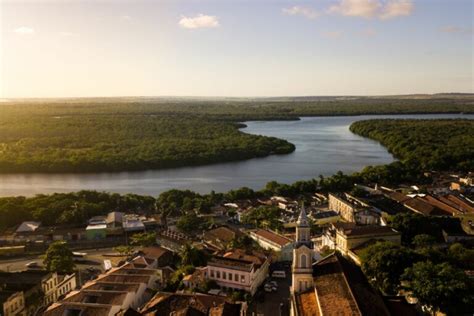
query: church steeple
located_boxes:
[291,202,314,294]
[297,203,309,227]
[295,202,310,244]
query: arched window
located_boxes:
[301,254,307,268]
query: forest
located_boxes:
[0,96,472,173]
[350,119,474,171]
[0,113,294,173]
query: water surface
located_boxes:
[0,114,471,197]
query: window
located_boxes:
[210,270,215,278]
[301,254,307,268]
[228,273,232,281]
[222,272,226,280]
[216,271,220,279]
[241,275,245,283]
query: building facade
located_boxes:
[291,205,314,294]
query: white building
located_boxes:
[248,228,293,261]
[44,256,159,316]
[291,205,314,294]
[207,249,270,295]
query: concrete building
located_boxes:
[207,249,270,295]
[248,228,293,261]
[44,255,159,316]
[1,291,26,316]
[328,193,380,225]
[0,270,76,315]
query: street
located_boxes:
[248,273,291,316]
[0,247,114,273]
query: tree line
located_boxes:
[0,97,472,174]
[350,119,474,171]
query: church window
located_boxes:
[301,254,307,268]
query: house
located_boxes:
[311,210,340,226]
[290,253,394,316]
[123,215,145,232]
[333,222,401,256]
[85,223,107,240]
[202,226,244,250]
[44,255,159,316]
[138,292,247,316]
[0,270,76,314]
[248,228,294,261]
[440,217,474,243]
[106,211,124,228]
[328,193,380,225]
[14,222,44,242]
[88,216,107,226]
[15,222,41,234]
[207,249,270,295]
[154,266,175,289]
[1,291,26,316]
[156,229,190,252]
[138,246,174,267]
[182,267,208,290]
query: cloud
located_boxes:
[282,6,319,19]
[179,14,219,29]
[321,30,344,39]
[327,0,413,19]
[379,0,414,19]
[328,0,380,18]
[14,26,35,35]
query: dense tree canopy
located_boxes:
[241,205,282,231]
[0,96,471,174]
[43,241,75,274]
[350,119,474,171]
[360,241,418,294]
[402,261,473,315]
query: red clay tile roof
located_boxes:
[62,290,128,306]
[387,191,411,203]
[337,225,399,237]
[203,226,243,243]
[140,292,241,316]
[421,195,460,215]
[313,255,362,315]
[44,303,112,316]
[139,246,171,260]
[404,197,438,216]
[252,229,293,247]
[295,290,320,316]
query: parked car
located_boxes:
[264,284,273,292]
[271,270,286,278]
[25,262,39,268]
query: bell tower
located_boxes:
[291,203,314,293]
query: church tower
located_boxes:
[291,203,314,294]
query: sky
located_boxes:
[0,0,472,98]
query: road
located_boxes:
[0,248,114,272]
[248,273,291,316]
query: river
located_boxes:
[0,114,471,197]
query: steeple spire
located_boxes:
[297,202,309,227]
